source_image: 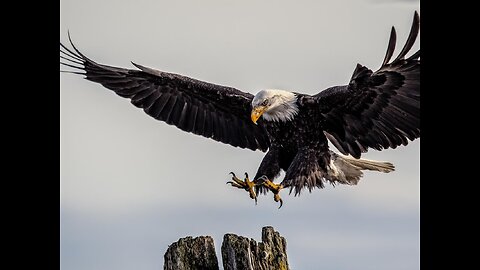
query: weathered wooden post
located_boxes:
[163,226,289,270]
[164,236,219,270]
[222,226,289,270]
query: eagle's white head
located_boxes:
[251,89,299,124]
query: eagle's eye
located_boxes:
[261,100,268,106]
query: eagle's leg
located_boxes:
[256,176,284,208]
[227,172,257,204]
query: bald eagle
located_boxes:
[60,12,420,208]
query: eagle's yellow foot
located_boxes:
[227,172,257,204]
[257,176,284,208]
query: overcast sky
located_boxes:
[60,0,420,269]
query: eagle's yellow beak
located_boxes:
[251,106,267,125]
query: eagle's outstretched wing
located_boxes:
[60,36,270,151]
[308,11,420,158]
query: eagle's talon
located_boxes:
[274,194,283,209]
[227,172,245,186]
[259,178,284,208]
[227,172,257,203]
[226,181,244,189]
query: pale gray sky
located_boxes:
[60,0,420,269]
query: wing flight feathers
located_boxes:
[60,37,270,151]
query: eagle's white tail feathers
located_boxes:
[327,152,395,185]
[340,154,395,173]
